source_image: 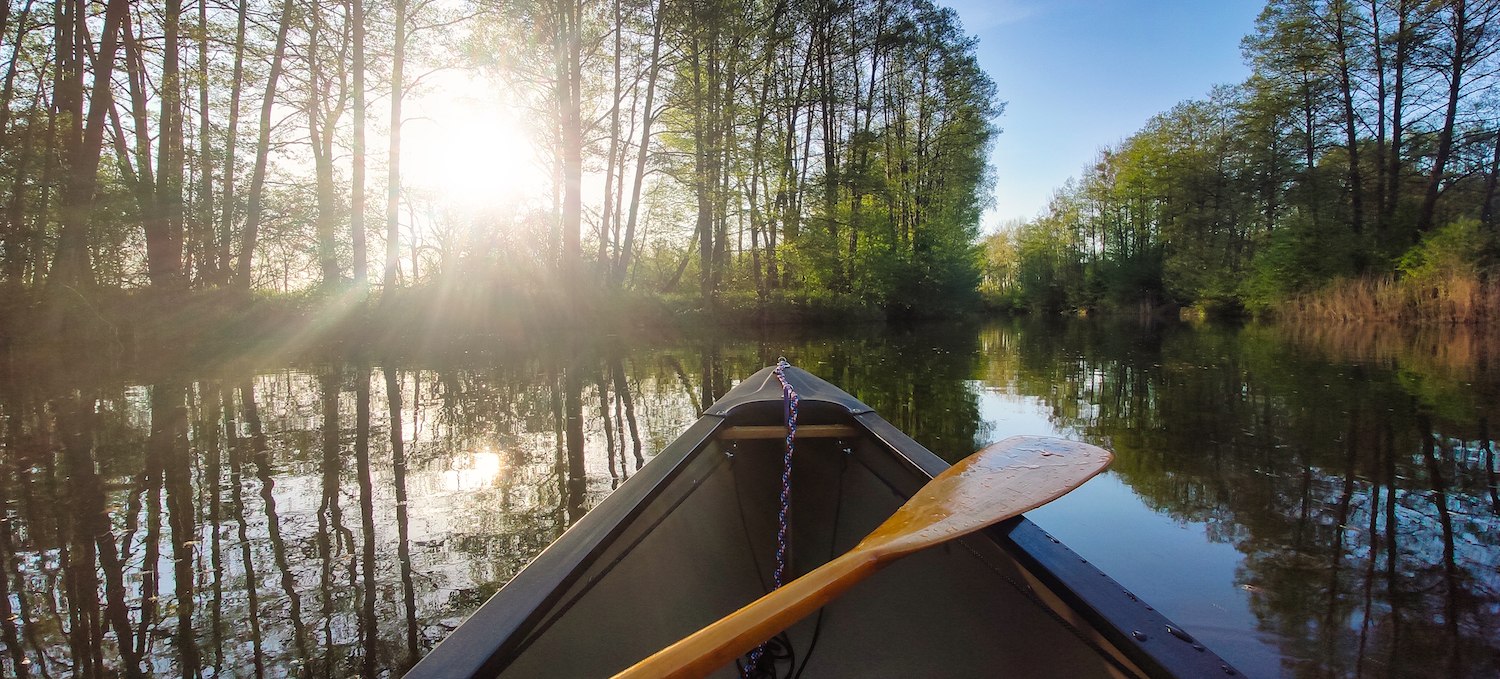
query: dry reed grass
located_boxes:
[1276,273,1500,325]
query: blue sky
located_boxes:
[942,0,1265,232]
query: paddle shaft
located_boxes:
[612,547,882,679]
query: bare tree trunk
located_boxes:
[1367,0,1386,235]
[234,0,295,290]
[0,2,37,284]
[308,0,351,288]
[597,0,623,279]
[1417,0,1468,234]
[1482,129,1500,229]
[385,0,407,288]
[0,0,34,145]
[688,23,714,302]
[817,3,842,289]
[612,0,665,288]
[150,0,187,289]
[1332,1,1365,257]
[352,0,367,286]
[217,0,248,284]
[48,0,132,292]
[558,0,584,294]
[0,0,11,57]
[1383,0,1412,223]
[745,64,775,299]
[195,0,215,285]
[712,47,734,296]
[3,103,40,285]
[772,34,815,288]
[848,3,883,287]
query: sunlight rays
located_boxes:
[402,74,547,213]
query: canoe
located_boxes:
[407,364,1240,678]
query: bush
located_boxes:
[1396,218,1489,282]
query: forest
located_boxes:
[0,0,999,328]
[986,0,1500,321]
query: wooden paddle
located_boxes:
[611,435,1113,679]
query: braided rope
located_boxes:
[744,358,799,676]
[772,358,798,589]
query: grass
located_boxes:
[1276,273,1500,325]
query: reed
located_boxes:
[1276,272,1500,325]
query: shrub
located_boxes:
[1396,218,1488,282]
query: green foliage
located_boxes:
[1397,218,1490,282]
[0,0,998,323]
[1240,211,1359,311]
[1002,0,1500,320]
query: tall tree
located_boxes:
[352,0,368,285]
[1415,0,1496,233]
[234,0,296,290]
[385,0,408,288]
[48,0,133,292]
[557,0,584,291]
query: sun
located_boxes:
[401,74,547,212]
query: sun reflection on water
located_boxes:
[441,450,505,491]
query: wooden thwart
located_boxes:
[717,424,860,440]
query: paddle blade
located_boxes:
[859,436,1113,557]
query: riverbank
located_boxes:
[0,284,899,359]
[7,268,1496,368]
[995,269,1500,326]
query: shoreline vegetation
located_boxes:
[3,271,1495,366]
[0,0,998,343]
[0,284,902,357]
[3,0,1497,359]
[981,1,1500,321]
[1276,272,1500,324]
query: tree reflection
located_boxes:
[354,364,379,678]
[993,319,1500,677]
[564,365,587,525]
[0,430,28,677]
[227,381,265,679]
[156,382,199,677]
[386,367,421,671]
[0,322,1493,676]
[199,385,225,674]
[244,378,309,664]
[612,358,643,470]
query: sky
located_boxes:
[943,0,1265,233]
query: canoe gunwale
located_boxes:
[407,367,865,678]
[405,414,728,679]
[405,365,1242,679]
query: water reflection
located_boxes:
[0,321,1495,677]
[999,320,1500,678]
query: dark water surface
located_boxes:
[0,319,1496,678]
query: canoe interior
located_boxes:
[496,416,1141,678]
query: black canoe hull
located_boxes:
[407,365,1239,678]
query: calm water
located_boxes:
[0,319,1496,678]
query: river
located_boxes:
[0,318,1495,677]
